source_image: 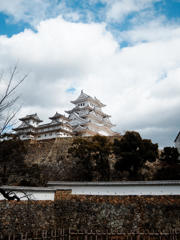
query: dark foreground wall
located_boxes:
[0,191,180,234]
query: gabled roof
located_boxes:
[69,112,89,125]
[94,96,106,107]
[73,125,88,132]
[174,131,180,142]
[71,90,106,107]
[66,105,93,115]
[49,112,68,120]
[19,113,42,122]
[65,106,80,114]
[13,122,35,131]
[38,121,72,129]
[71,90,89,104]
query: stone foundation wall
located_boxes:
[23,137,119,181]
[24,138,79,181]
[0,192,180,233]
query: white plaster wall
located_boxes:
[36,132,70,140]
[29,120,38,127]
[37,132,56,140]
[53,185,180,196]
[1,183,180,201]
[0,191,54,200]
[20,135,33,140]
[57,133,69,138]
[18,131,71,141]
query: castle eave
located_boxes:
[19,113,43,123]
[49,112,68,121]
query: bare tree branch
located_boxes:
[0,65,27,135]
[0,66,28,201]
[0,66,27,106]
[19,190,33,200]
[0,106,21,136]
[0,188,34,201]
[0,188,20,201]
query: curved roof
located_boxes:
[13,122,35,131]
[73,125,88,132]
[49,112,68,120]
[71,90,106,107]
[19,113,42,122]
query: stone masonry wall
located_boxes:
[23,137,120,181]
[0,192,180,234]
[24,138,78,181]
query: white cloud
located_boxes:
[0,17,118,118]
[119,17,180,44]
[0,16,180,146]
[0,0,52,26]
[102,0,160,22]
[0,0,81,26]
[0,0,162,30]
[0,0,160,26]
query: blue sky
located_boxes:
[0,0,180,53]
[0,12,31,36]
[1,1,180,39]
[0,0,180,147]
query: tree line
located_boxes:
[69,132,180,181]
[1,131,179,190]
[0,130,179,201]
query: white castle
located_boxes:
[13,112,72,140]
[12,90,116,140]
[66,90,115,136]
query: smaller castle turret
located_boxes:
[13,113,42,140]
[13,112,72,140]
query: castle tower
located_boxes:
[65,90,115,136]
[13,113,42,140]
[48,112,72,137]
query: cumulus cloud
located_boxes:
[119,17,180,44]
[0,0,81,26]
[0,14,180,146]
[0,0,161,27]
[101,0,160,22]
[0,17,118,118]
[0,0,52,25]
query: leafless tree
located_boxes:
[0,188,33,201]
[0,188,21,201]
[0,66,27,201]
[0,65,27,136]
